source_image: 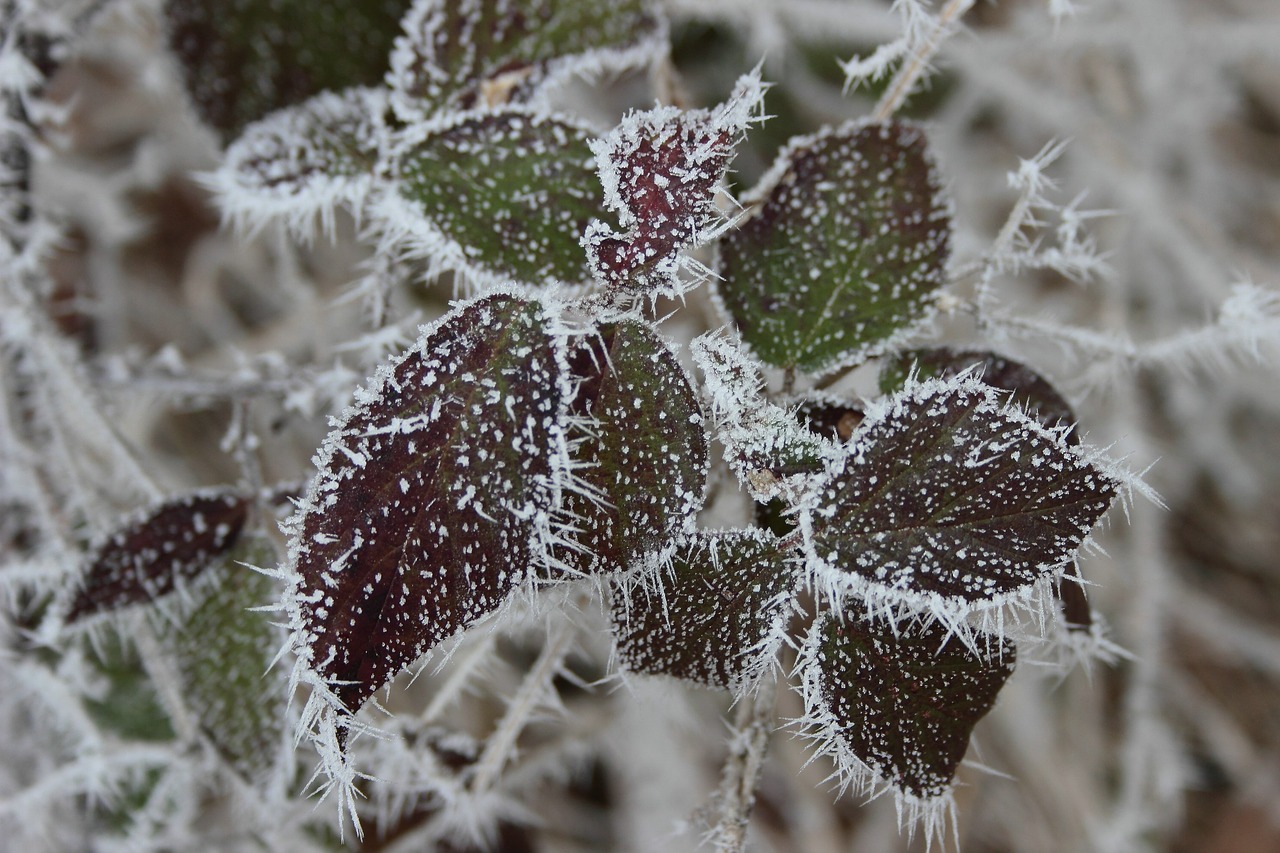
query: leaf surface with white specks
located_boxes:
[67,489,250,623]
[386,110,609,288]
[284,293,569,714]
[805,374,1117,620]
[613,529,797,690]
[796,613,1015,802]
[558,321,707,576]
[716,120,951,375]
[584,73,764,295]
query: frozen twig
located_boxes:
[870,0,975,122]
[710,678,778,852]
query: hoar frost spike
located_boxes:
[282,291,574,731]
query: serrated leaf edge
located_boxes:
[797,372,1123,647]
[708,117,956,378]
[372,106,603,293]
[790,612,959,848]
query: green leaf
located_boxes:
[386,110,609,288]
[804,374,1118,623]
[613,529,797,690]
[66,490,250,624]
[880,347,1078,442]
[796,613,1015,803]
[284,293,570,715]
[83,635,174,743]
[716,120,952,375]
[166,539,285,782]
[166,0,409,138]
[212,87,388,237]
[388,0,664,119]
[558,321,708,575]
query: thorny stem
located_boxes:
[467,616,577,795]
[711,678,779,852]
[872,0,975,122]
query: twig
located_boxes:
[467,618,577,795]
[872,0,974,122]
[711,679,779,852]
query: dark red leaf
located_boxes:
[67,490,250,623]
[613,529,797,689]
[798,613,1015,800]
[285,293,569,714]
[557,321,707,575]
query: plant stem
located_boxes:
[872,0,974,122]
[468,617,577,795]
[711,679,779,852]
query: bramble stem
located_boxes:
[711,679,779,852]
[872,0,974,122]
[468,617,576,795]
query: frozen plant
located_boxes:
[4,0,1279,851]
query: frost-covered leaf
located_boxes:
[691,332,838,504]
[166,0,409,137]
[382,110,608,288]
[66,490,250,623]
[208,87,387,238]
[796,613,1015,806]
[584,72,765,295]
[284,293,570,714]
[166,539,285,782]
[880,347,1077,441]
[388,0,664,120]
[613,529,796,690]
[558,321,707,575]
[804,374,1118,625]
[716,120,952,375]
